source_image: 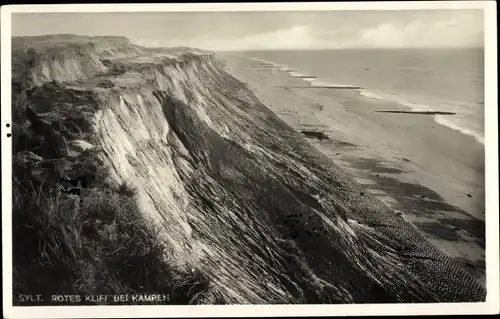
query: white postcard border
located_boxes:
[2,2,498,318]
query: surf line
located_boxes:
[374,110,456,115]
[275,85,362,89]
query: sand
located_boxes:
[222,54,486,285]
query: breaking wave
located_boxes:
[244,54,484,145]
[358,89,485,145]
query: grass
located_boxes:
[116,181,139,199]
[12,164,213,305]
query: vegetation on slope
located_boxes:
[11,39,213,306]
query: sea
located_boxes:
[236,49,485,145]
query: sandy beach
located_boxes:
[222,54,486,285]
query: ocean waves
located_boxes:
[245,54,484,145]
[358,89,485,145]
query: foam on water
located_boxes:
[358,89,484,145]
[287,70,356,88]
[434,115,485,145]
[309,80,357,88]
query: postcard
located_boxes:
[1,2,498,318]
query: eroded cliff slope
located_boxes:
[11,35,486,304]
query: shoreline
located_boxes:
[222,53,486,286]
[237,54,485,146]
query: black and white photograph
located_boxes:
[1,2,498,318]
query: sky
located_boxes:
[11,10,484,51]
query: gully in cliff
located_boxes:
[2,5,497,319]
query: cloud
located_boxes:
[354,15,483,48]
[226,25,316,50]
[131,11,484,50]
[135,38,161,47]
[136,25,319,51]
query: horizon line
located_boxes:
[11,33,485,51]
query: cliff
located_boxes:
[11,35,486,305]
